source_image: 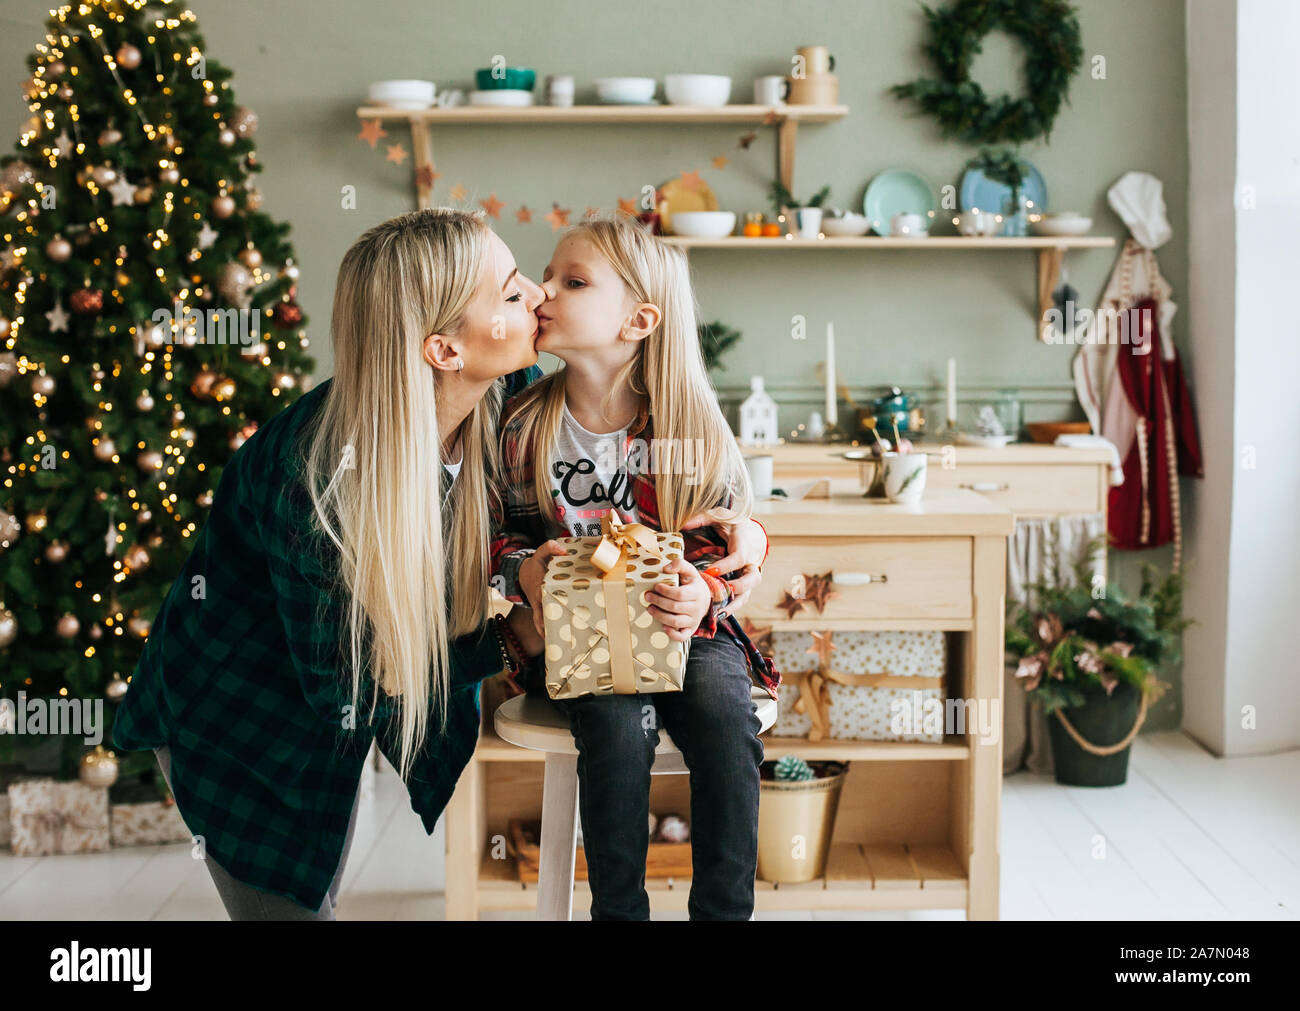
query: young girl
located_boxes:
[489,216,779,921]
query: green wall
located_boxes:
[0,0,1189,729]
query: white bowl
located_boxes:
[664,74,732,107]
[594,77,656,103]
[368,79,436,106]
[468,89,535,107]
[820,213,871,237]
[669,211,736,238]
[1032,213,1093,236]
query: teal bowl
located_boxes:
[475,67,536,91]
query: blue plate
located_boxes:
[960,160,1048,235]
[863,169,937,235]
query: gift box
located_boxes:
[109,798,191,847]
[770,630,947,743]
[541,512,689,699]
[0,794,9,849]
[7,778,111,856]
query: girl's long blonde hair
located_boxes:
[508,215,752,533]
[303,208,501,781]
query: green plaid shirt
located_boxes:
[112,365,543,911]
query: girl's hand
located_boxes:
[645,559,712,642]
[679,515,766,612]
[518,540,568,637]
[506,605,545,657]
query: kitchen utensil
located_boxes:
[1032,212,1093,236]
[664,74,731,106]
[786,207,823,238]
[959,160,1048,235]
[889,212,928,237]
[468,89,535,107]
[367,80,436,108]
[475,67,536,91]
[883,452,927,504]
[796,45,835,75]
[787,73,838,105]
[744,454,775,498]
[754,76,790,105]
[546,74,575,106]
[863,170,937,235]
[953,210,1001,237]
[669,210,736,238]
[820,211,871,236]
[594,77,656,103]
[1025,421,1092,443]
[656,177,719,233]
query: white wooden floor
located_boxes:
[1,730,1296,920]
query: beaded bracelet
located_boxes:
[491,614,519,676]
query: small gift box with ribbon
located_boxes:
[541,511,689,699]
[769,629,947,743]
[109,798,191,848]
[7,778,111,856]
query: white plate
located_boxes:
[469,90,535,107]
[1031,214,1093,236]
[956,432,1013,448]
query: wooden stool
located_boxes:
[494,687,779,920]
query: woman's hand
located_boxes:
[518,540,568,636]
[679,514,766,613]
[645,559,712,643]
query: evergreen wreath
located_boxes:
[890,0,1084,145]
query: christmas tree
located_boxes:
[0,0,315,780]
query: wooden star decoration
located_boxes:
[740,617,773,656]
[515,205,533,224]
[385,142,408,165]
[356,119,387,148]
[415,165,440,191]
[776,589,806,620]
[583,206,600,220]
[544,203,570,231]
[806,630,837,668]
[617,197,637,216]
[46,302,70,333]
[804,571,840,613]
[678,169,704,191]
[762,110,780,126]
[107,175,137,206]
[737,131,758,150]
[479,193,505,219]
[449,183,469,202]
[711,155,729,170]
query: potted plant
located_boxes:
[1005,541,1192,786]
[756,755,847,882]
[966,148,1028,235]
[697,319,741,374]
[768,180,831,239]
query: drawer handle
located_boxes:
[833,572,888,585]
[959,481,1010,492]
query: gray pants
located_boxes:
[153,745,362,921]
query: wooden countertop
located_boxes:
[752,482,1015,538]
[743,441,1114,466]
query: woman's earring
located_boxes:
[457,359,464,372]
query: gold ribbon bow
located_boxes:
[22,808,97,854]
[790,667,945,741]
[589,510,662,693]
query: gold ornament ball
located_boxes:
[275,372,297,391]
[91,164,117,186]
[211,193,236,219]
[89,623,104,641]
[45,235,72,262]
[134,184,154,205]
[159,167,179,185]
[105,672,127,698]
[190,369,217,397]
[213,377,237,400]
[25,509,48,534]
[0,315,12,338]
[123,544,151,571]
[179,427,196,443]
[0,351,17,388]
[218,128,236,147]
[0,509,21,545]
[47,60,66,80]
[203,91,219,107]
[115,43,142,69]
[94,489,108,503]
[245,189,263,211]
[232,106,259,136]
[136,508,152,524]
[239,247,262,269]
[0,607,16,648]
[79,746,119,788]
[94,438,117,461]
[163,133,178,151]
[136,391,155,411]
[197,490,214,508]
[127,616,151,638]
[57,612,80,638]
[137,450,163,472]
[57,83,74,101]
[44,540,68,563]
[146,530,163,549]
[32,373,55,396]
[99,127,122,145]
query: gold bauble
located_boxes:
[136,508,152,524]
[25,509,47,533]
[105,672,127,698]
[79,745,119,788]
[0,509,21,546]
[213,377,237,400]
[32,373,56,396]
[211,193,236,219]
[0,606,16,648]
[45,235,72,262]
[136,391,155,411]
[123,544,150,571]
[89,623,104,641]
[159,167,179,186]
[44,540,68,563]
[99,127,122,145]
[115,43,142,69]
[133,184,154,205]
[56,612,80,638]
[94,438,117,461]
[197,491,213,508]
[91,164,117,186]
[238,246,262,269]
[127,615,151,638]
[137,450,163,472]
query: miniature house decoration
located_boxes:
[739,376,779,446]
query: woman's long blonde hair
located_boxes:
[508,215,752,533]
[303,208,501,781]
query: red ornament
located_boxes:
[271,300,302,327]
[69,287,104,314]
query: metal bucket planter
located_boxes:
[1047,681,1148,787]
[756,760,847,883]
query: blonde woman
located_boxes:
[111,209,549,919]
[490,216,779,920]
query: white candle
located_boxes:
[946,357,957,428]
[826,321,837,428]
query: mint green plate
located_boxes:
[863,169,937,235]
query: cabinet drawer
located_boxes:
[925,463,1105,516]
[742,537,972,623]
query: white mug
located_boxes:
[753,75,790,105]
[546,74,574,107]
[744,454,774,498]
[890,212,927,236]
[883,452,927,504]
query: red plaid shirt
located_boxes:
[490,391,779,700]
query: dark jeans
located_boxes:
[533,634,764,920]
